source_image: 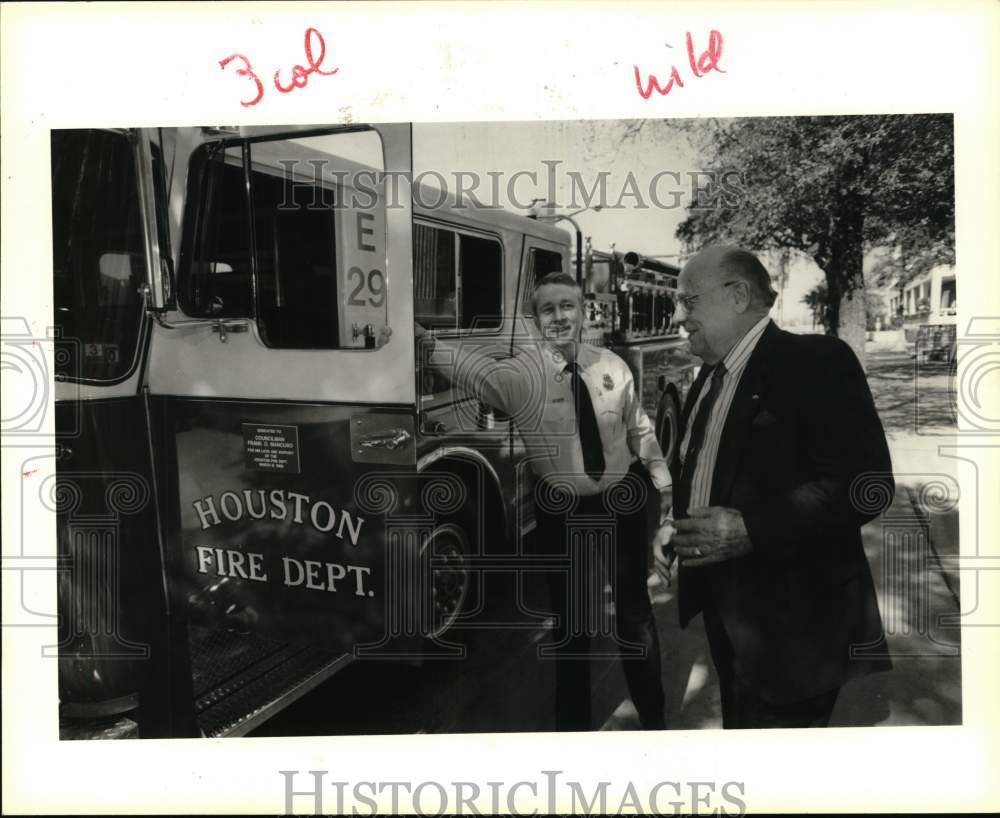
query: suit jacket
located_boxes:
[672,320,893,703]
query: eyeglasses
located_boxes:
[675,280,741,312]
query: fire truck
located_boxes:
[50,125,695,738]
[583,247,698,464]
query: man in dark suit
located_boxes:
[655,245,893,729]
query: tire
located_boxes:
[654,386,682,465]
[419,518,474,640]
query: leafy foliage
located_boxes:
[673,115,955,338]
[803,282,831,332]
[804,281,888,333]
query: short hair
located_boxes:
[529,272,582,314]
[718,248,778,308]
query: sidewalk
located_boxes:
[830,484,960,727]
[602,435,962,730]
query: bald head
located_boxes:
[677,245,774,363]
[682,246,777,310]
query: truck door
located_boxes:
[49,128,175,733]
[145,126,417,734]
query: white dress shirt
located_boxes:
[427,335,671,497]
[679,315,772,509]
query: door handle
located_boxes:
[211,320,249,343]
[358,428,412,450]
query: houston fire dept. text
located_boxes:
[192,489,365,545]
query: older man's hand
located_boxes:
[672,506,752,567]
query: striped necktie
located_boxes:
[677,361,727,512]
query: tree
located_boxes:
[805,281,886,333]
[671,115,955,366]
[803,283,831,332]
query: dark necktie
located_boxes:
[565,362,605,480]
[676,361,727,513]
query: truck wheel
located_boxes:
[420,520,472,639]
[655,386,682,464]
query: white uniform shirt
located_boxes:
[428,336,671,497]
[679,314,771,509]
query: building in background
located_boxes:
[885,264,957,362]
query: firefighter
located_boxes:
[417,272,672,730]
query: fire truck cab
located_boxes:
[50,124,693,738]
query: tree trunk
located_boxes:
[825,269,842,337]
[839,285,868,371]
[825,200,868,370]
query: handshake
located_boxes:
[651,514,678,587]
[652,504,754,580]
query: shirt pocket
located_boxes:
[541,396,576,435]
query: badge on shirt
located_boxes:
[603,374,614,390]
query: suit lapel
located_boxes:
[710,321,779,505]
